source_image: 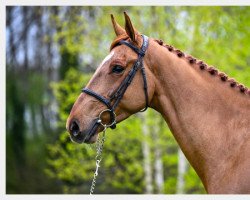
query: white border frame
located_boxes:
[1,1,250,200]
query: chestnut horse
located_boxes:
[66,12,250,193]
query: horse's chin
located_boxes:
[84,133,99,144]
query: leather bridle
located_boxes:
[82,35,149,138]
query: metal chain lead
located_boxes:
[89,125,107,195]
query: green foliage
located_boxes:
[6,69,60,193]
[51,68,91,127]
[185,166,206,194]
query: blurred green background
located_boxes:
[6,6,250,194]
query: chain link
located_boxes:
[89,126,106,195]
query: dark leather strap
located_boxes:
[140,66,149,112]
[141,35,149,53]
[118,41,145,56]
[82,88,116,129]
[110,58,142,110]
[82,88,112,109]
[84,118,100,141]
[116,35,149,111]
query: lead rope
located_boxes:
[89,109,116,194]
[89,125,106,195]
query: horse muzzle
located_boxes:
[68,119,100,144]
[67,109,117,143]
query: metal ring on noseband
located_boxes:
[97,109,116,128]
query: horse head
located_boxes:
[66,12,155,143]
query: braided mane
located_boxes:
[154,39,250,96]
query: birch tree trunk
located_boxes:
[140,112,153,194]
[153,118,164,193]
[154,144,164,193]
[176,148,187,194]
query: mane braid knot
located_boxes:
[186,56,196,64]
[218,72,228,81]
[207,67,218,75]
[228,78,237,88]
[239,84,247,93]
[197,61,207,70]
[175,49,184,57]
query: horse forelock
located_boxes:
[154,39,250,96]
[110,34,129,51]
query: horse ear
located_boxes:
[124,12,137,43]
[111,14,125,36]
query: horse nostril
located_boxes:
[70,120,80,137]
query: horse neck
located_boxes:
[147,39,250,191]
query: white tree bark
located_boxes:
[153,118,164,194]
[154,143,164,193]
[176,148,187,194]
[140,112,153,194]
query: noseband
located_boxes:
[82,35,149,133]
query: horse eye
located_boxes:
[112,65,124,74]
